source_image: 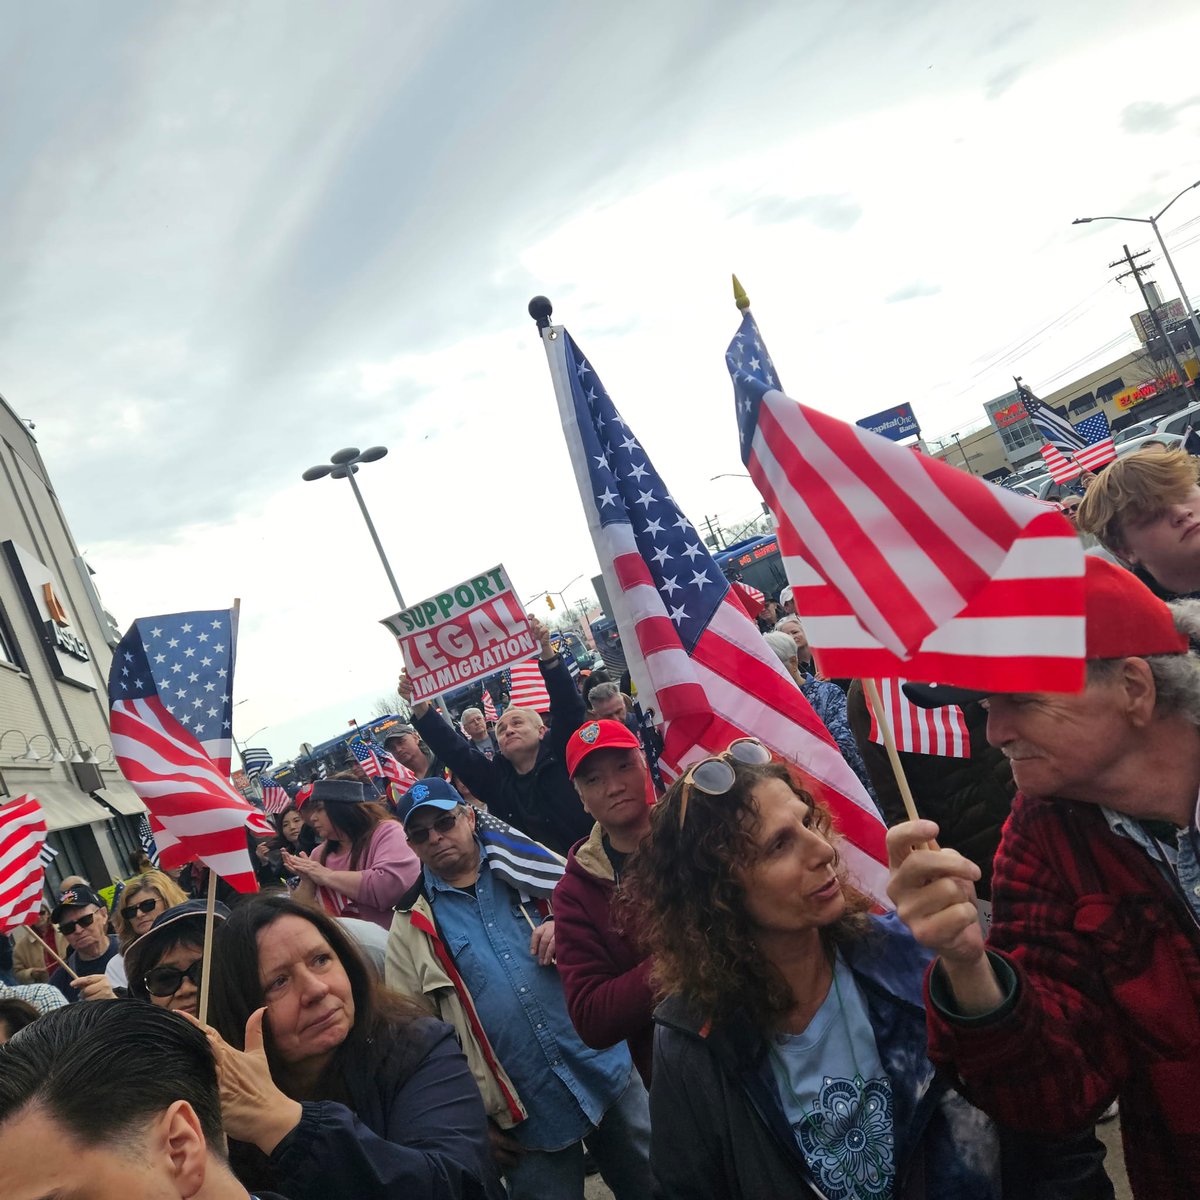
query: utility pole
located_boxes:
[950,433,976,474]
[703,515,726,550]
[1112,245,1190,389]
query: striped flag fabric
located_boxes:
[476,810,565,899]
[732,579,766,618]
[1072,412,1118,472]
[506,660,552,711]
[40,841,59,869]
[538,322,890,901]
[481,688,499,722]
[867,678,970,758]
[1019,383,1086,455]
[138,813,161,867]
[1040,444,1081,484]
[350,739,419,790]
[0,795,48,932]
[108,608,273,893]
[242,747,273,778]
[260,775,291,815]
[726,304,1086,694]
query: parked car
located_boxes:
[1154,403,1200,438]
[1113,417,1160,445]
[1116,431,1184,457]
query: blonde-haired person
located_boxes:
[1076,448,1200,602]
[104,869,189,990]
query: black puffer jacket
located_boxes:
[846,680,1015,897]
[413,655,592,854]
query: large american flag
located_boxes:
[108,608,273,892]
[506,660,552,711]
[0,795,47,932]
[259,774,291,815]
[1072,411,1118,472]
[727,309,1086,693]
[868,679,970,759]
[540,325,889,899]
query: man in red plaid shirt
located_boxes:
[888,556,1200,1200]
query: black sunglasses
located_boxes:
[121,897,160,922]
[677,738,773,829]
[406,812,460,845]
[59,912,99,936]
[144,960,203,998]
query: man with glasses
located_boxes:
[386,777,652,1200]
[48,885,119,1003]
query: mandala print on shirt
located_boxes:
[798,1074,894,1200]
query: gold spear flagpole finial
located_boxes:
[732,274,750,311]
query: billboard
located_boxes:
[856,403,920,442]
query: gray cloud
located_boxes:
[983,63,1026,101]
[735,193,863,233]
[1121,95,1200,134]
[885,281,942,304]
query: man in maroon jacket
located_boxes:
[888,556,1200,1200]
[553,720,656,1086]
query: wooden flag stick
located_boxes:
[863,678,921,824]
[40,936,79,980]
[196,867,219,1025]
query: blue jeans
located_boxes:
[504,1074,652,1200]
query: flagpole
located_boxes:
[528,296,659,718]
[862,679,921,823]
[40,938,79,980]
[197,866,219,1025]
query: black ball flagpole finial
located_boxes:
[528,296,553,330]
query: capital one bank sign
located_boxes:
[3,540,96,690]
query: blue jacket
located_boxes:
[651,914,1110,1200]
[802,673,879,808]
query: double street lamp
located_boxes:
[302,447,407,610]
[1074,178,1200,348]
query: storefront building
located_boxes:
[0,391,145,894]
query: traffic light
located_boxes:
[546,595,556,610]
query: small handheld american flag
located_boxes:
[506,660,552,711]
[868,678,970,758]
[0,795,49,932]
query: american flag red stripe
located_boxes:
[1040,443,1082,483]
[111,696,272,892]
[868,678,970,758]
[481,688,499,722]
[542,326,890,903]
[728,310,1085,694]
[0,795,48,932]
[260,780,291,814]
[507,660,552,711]
[731,579,765,618]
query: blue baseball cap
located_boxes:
[396,777,466,827]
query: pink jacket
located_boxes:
[317,821,419,929]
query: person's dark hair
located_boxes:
[581,670,613,706]
[315,800,395,870]
[271,804,304,851]
[0,1000,223,1149]
[624,760,871,1029]
[0,998,39,1042]
[124,923,206,1003]
[208,895,423,1097]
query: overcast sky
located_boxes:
[4,1,1200,764]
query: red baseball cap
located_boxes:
[566,719,642,778]
[905,556,1188,707]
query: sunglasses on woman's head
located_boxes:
[678,738,774,829]
[121,897,160,922]
[144,960,203,998]
[406,812,460,845]
[59,912,98,935]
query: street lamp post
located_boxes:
[1073,178,1200,349]
[302,447,407,611]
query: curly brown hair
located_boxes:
[623,759,871,1029]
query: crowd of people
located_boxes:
[6,448,1200,1199]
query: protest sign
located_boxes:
[382,565,536,702]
